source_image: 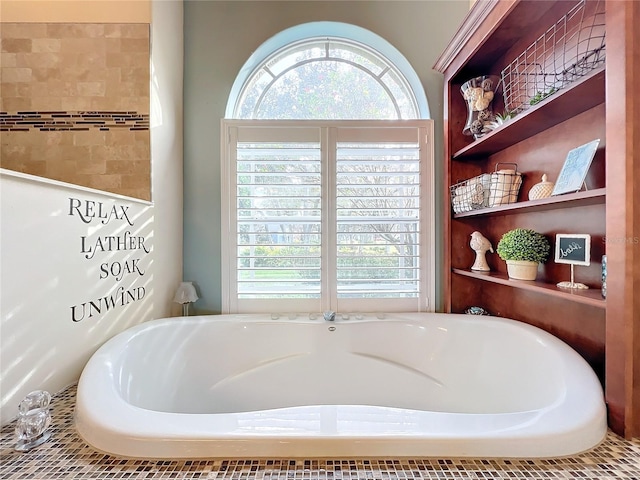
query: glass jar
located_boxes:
[461,75,500,139]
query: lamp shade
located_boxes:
[173,281,199,304]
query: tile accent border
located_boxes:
[0,111,150,132]
[1,385,640,480]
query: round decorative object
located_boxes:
[465,306,489,315]
[528,174,555,200]
[14,390,52,452]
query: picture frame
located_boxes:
[551,139,600,195]
[555,234,591,266]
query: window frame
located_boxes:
[234,37,418,120]
[221,119,435,315]
[225,22,431,120]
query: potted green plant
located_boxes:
[496,228,550,280]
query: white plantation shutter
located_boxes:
[221,120,434,314]
[236,139,322,298]
[336,140,420,298]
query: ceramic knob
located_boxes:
[528,174,554,200]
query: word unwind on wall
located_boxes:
[68,197,151,322]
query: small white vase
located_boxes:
[506,260,539,280]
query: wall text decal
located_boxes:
[68,197,150,322]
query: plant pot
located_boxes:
[505,260,539,280]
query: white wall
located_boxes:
[0,0,183,425]
[149,0,184,320]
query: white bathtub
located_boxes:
[75,313,607,459]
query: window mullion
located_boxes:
[322,127,338,312]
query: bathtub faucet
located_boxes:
[323,311,336,322]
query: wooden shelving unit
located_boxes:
[435,0,640,438]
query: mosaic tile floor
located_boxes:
[1,385,639,480]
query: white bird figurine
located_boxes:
[470,231,493,271]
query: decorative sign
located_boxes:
[555,234,591,290]
[555,234,591,266]
[67,197,151,322]
[552,139,600,195]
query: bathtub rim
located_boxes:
[75,312,607,459]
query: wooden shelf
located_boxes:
[452,268,606,309]
[453,67,605,160]
[453,188,606,219]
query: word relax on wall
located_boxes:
[68,197,150,322]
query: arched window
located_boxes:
[226,22,430,120]
[221,23,435,314]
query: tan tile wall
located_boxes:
[1,23,150,201]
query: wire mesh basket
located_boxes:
[501,0,605,114]
[451,163,522,214]
[451,173,491,214]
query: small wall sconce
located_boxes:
[173,281,199,316]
